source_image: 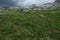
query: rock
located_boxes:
[0,10,2,12]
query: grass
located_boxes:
[0,9,60,40]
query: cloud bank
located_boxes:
[0,0,55,7]
[0,0,15,6]
[12,0,55,7]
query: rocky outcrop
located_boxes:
[54,0,60,3]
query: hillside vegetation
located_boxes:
[0,9,60,40]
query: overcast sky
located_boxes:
[0,0,55,7]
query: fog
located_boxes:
[12,0,55,7]
[0,0,55,7]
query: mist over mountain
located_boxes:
[54,0,60,3]
[0,0,55,7]
[15,0,55,7]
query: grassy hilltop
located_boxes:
[0,9,60,40]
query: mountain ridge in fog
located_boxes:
[54,0,60,3]
[0,0,55,7]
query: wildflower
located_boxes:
[41,14,44,17]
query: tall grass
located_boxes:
[0,9,60,40]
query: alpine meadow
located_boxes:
[0,0,60,40]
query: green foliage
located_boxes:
[0,9,60,40]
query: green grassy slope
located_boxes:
[0,9,60,40]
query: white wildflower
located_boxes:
[41,14,44,17]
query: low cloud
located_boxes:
[0,0,55,7]
[13,0,55,7]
